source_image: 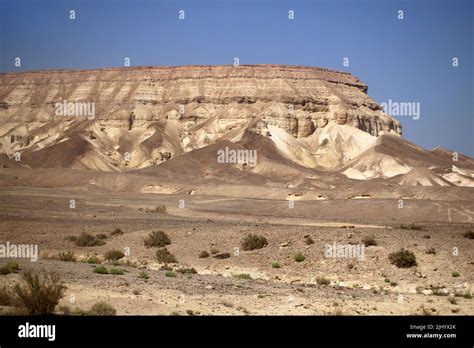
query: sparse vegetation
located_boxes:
[241,233,268,251]
[96,233,107,240]
[388,248,417,268]
[463,231,474,239]
[57,251,76,262]
[233,273,252,280]
[0,261,20,275]
[104,249,125,261]
[362,235,377,247]
[93,266,109,274]
[111,228,124,236]
[13,272,65,315]
[399,223,424,230]
[156,248,177,263]
[144,230,171,248]
[316,276,330,285]
[304,236,315,245]
[271,261,280,269]
[89,302,116,316]
[294,252,305,262]
[85,256,100,264]
[448,297,457,305]
[109,268,124,275]
[0,286,12,306]
[165,271,176,278]
[452,271,460,277]
[70,232,106,247]
[177,268,197,275]
[425,247,436,255]
[138,271,149,280]
[198,251,210,258]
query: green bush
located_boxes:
[452,271,460,277]
[388,249,417,268]
[241,234,268,251]
[86,256,100,264]
[165,271,176,278]
[271,261,281,269]
[138,271,149,280]
[93,266,109,274]
[109,268,124,275]
[0,261,20,275]
[144,230,171,248]
[294,252,305,262]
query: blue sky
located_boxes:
[1,0,472,156]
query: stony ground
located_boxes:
[0,187,472,315]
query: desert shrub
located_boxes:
[425,247,436,255]
[95,234,107,240]
[165,271,176,278]
[111,228,124,236]
[156,248,177,263]
[13,272,65,315]
[233,273,252,280]
[153,205,167,213]
[73,232,106,247]
[0,286,12,306]
[138,271,149,280]
[104,250,124,261]
[198,251,210,258]
[362,235,377,247]
[144,231,171,248]
[316,276,330,285]
[85,256,100,264]
[90,302,116,316]
[399,223,424,230]
[294,252,305,262]
[241,234,268,251]
[388,249,417,268]
[109,268,124,275]
[304,236,315,245]
[448,297,457,305]
[0,261,20,275]
[177,268,197,274]
[57,251,76,262]
[452,271,460,277]
[93,266,109,274]
[271,261,281,269]
[463,231,474,239]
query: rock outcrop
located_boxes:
[0,65,401,171]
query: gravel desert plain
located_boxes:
[0,65,472,316]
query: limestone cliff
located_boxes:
[0,65,401,171]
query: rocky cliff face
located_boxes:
[0,65,401,171]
